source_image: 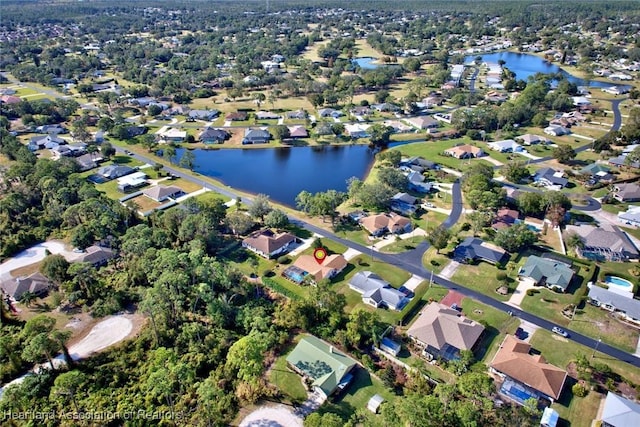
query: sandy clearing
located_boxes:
[68,316,133,360]
[239,404,303,427]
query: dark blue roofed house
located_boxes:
[406,171,434,193]
[348,271,410,311]
[454,237,509,265]
[390,192,418,215]
[126,126,148,138]
[518,256,574,293]
[533,167,568,190]
[198,127,229,144]
[242,128,271,144]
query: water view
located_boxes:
[465,51,624,88]
[352,57,379,70]
[182,144,378,206]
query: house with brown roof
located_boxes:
[404,116,439,130]
[1,272,51,300]
[242,229,297,259]
[74,245,115,267]
[225,111,248,121]
[490,335,567,404]
[491,208,520,230]
[444,144,484,159]
[359,213,412,237]
[407,302,485,361]
[287,125,308,138]
[283,254,348,284]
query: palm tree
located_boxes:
[20,291,37,307]
[564,231,585,256]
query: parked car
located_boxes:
[552,326,569,338]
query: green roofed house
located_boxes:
[286,335,357,398]
[518,255,574,292]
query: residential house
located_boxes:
[242,229,297,259]
[487,139,523,153]
[0,95,22,104]
[188,109,219,121]
[491,208,520,230]
[588,285,640,325]
[580,163,614,184]
[0,272,51,300]
[371,103,399,112]
[94,130,105,144]
[618,206,640,227]
[125,126,147,138]
[142,185,183,202]
[404,116,439,130]
[454,237,509,265]
[565,224,639,261]
[444,144,484,159]
[255,111,280,120]
[379,337,401,357]
[242,128,271,144]
[613,183,640,202]
[400,157,439,173]
[603,86,629,95]
[350,106,371,116]
[287,125,308,138]
[225,112,248,121]
[485,91,507,103]
[28,135,66,151]
[516,134,548,145]
[406,171,433,193]
[533,168,568,189]
[599,392,640,427]
[518,256,574,292]
[490,335,567,404]
[35,124,67,134]
[74,245,115,267]
[74,153,102,171]
[283,254,348,284]
[51,144,85,159]
[129,96,156,107]
[243,75,259,84]
[572,96,591,107]
[421,95,443,108]
[198,127,230,144]
[348,271,410,311]
[117,171,148,192]
[384,120,413,133]
[286,109,307,120]
[344,123,370,139]
[391,192,418,215]
[96,164,135,180]
[156,128,186,143]
[544,125,570,136]
[504,187,523,203]
[318,108,343,118]
[359,213,412,237]
[286,335,356,398]
[407,302,485,361]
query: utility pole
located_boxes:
[591,337,601,359]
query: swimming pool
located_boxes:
[604,275,634,291]
[514,219,542,232]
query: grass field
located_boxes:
[269,352,308,403]
[450,260,516,302]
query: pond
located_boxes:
[465,51,625,89]
[352,57,379,70]
[180,144,380,207]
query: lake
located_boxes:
[465,52,623,88]
[353,57,379,70]
[181,144,379,207]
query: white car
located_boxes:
[552,326,569,338]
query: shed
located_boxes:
[540,407,559,427]
[367,394,384,413]
[380,337,401,356]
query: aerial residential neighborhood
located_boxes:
[1,1,640,426]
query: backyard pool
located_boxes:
[604,275,635,293]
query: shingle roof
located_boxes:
[454,237,508,264]
[407,302,485,352]
[566,224,638,257]
[292,254,347,282]
[602,392,640,427]
[74,245,115,266]
[359,213,411,234]
[143,185,183,201]
[519,256,574,291]
[242,229,296,255]
[1,272,51,299]
[490,336,567,400]
[588,285,640,321]
[286,335,356,397]
[349,271,389,294]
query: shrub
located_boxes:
[277,256,291,265]
[526,289,539,296]
[572,383,588,398]
[496,272,507,282]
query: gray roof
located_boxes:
[97,164,135,179]
[392,192,417,205]
[1,272,51,299]
[615,183,640,201]
[609,155,640,169]
[519,256,574,291]
[189,109,219,119]
[602,391,640,426]
[588,285,640,321]
[349,271,388,294]
[567,225,639,258]
[534,168,568,187]
[454,237,508,264]
[349,271,408,310]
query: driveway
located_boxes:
[239,390,325,427]
[507,277,537,307]
[0,240,79,280]
[439,260,460,280]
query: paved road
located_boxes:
[468,66,480,94]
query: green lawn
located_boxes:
[552,388,604,427]
[450,261,516,302]
[269,352,308,404]
[569,304,639,353]
[519,288,572,327]
[194,190,232,204]
[421,247,451,275]
[334,222,379,247]
[380,236,425,253]
[300,237,347,256]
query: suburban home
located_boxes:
[599,391,640,427]
[198,127,230,144]
[117,171,148,192]
[516,134,548,145]
[287,125,308,138]
[96,164,135,180]
[487,139,523,153]
[533,167,568,189]
[565,224,639,261]
[490,335,567,404]
[242,229,297,259]
[491,208,520,230]
[286,109,307,120]
[74,245,115,266]
[242,128,271,144]
[74,153,102,171]
[407,302,485,362]
[283,254,348,284]
[613,183,640,202]
[404,116,439,130]
[454,237,508,265]
[188,109,219,121]
[580,163,614,184]
[618,206,640,227]
[0,272,51,300]
[225,112,248,121]
[359,213,412,237]
[255,111,280,120]
[371,102,399,112]
[350,106,371,116]
[129,96,156,107]
[142,185,183,202]
[318,108,343,118]
[588,284,640,325]
[485,91,508,103]
[603,86,629,95]
[286,335,356,398]
[156,127,187,143]
[0,95,22,104]
[344,123,371,138]
[29,134,66,151]
[348,271,410,311]
[518,256,574,292]
[390,192,418,215]
[384,120,413,133]
[544,125,570,136]
[421,95,443,108]
[125,126,148,138]
[444,144,484,159]
[35,124,67,134]
[400,157,439,173]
